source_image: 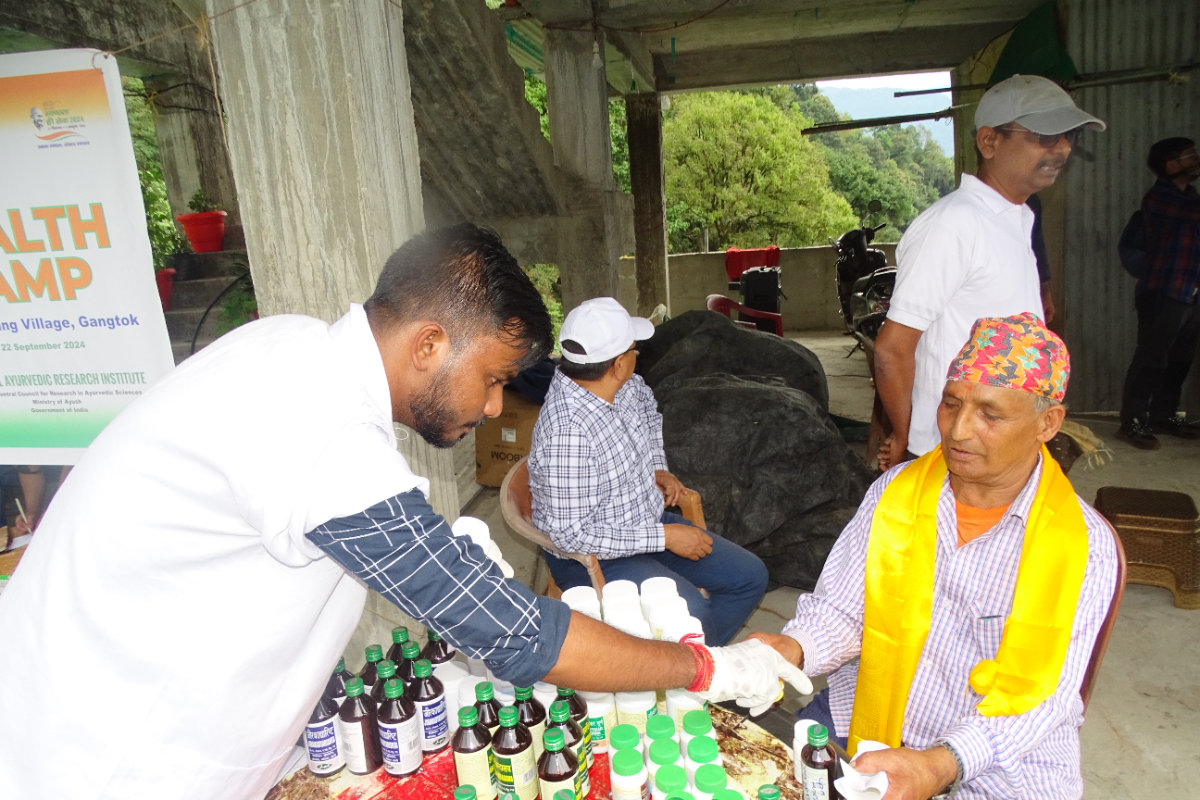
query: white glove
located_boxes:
[695,639,814,716]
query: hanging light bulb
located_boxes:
[592,39,603,69]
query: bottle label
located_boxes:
[304,718,344,775]
[578,717,594,765]
[589,708,617,752]
[612,777,650,800]
[454,747,497,800]
[801,762,832,800]
[618,705,655,735]
[494,747,538,800]
[529,721,547,760]
[335,717,373,775]
[416,697,449,752]
[379,716,422,776]
[539,775,576,800]
[574,742,590,798]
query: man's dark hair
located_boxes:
[364,223,552,369]
[557,341,617,382]
[1147,137,1196,178]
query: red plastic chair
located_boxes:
[706,294,784,337]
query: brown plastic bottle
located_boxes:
[378,678,423,778]
[452,706,497,800]
[337,677,383,775]
[421,628,456,664]
[474,681,503,737]
[323,657,355,707]
[360,644,384,693]
[537,728,579,800]
[406,658,450,754]
[371,660,398,704]
[547,700,589,799]
[397,640,421,684]
[304,693,345,777]
[386,625,410,664]
[556,687,593,767]
[493,706,538,800]
[514,687,547,760]
[799,724,841,800]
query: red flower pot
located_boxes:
[156,268,176,311]
[176,210,227,253]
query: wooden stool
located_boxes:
[1095,487,1199,610]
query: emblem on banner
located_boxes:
[30,102,88,146]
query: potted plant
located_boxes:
[175,189,227,253]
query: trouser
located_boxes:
[1120,290,1200,424]
[544,511,769,647]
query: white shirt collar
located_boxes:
[959,173,1027,215]
[330,303,393,423]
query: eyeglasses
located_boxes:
[995,125,1084,149]
[623,347,640,357]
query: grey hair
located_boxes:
[1033,394,1063,413]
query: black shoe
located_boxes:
[1116,419,1162,450]
[1151,414,1200,440]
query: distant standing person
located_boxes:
[875,76,1105,469]
[1117,137,1200,449]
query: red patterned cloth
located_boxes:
[946,313,1070,401]
[724,246,780,282]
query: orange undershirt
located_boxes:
[955,500,1010,547]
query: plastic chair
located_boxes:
[500,456,706,599]
[1080,517,1128,713]
[705,294,784,337]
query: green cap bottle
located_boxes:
[401,641,420,659]
[499,706,519,727]
[454,786,476,800]
[428,628,443,642]
[612,749,645,777]
[344,677,365,697]
[807,724,829,748]
[609,723,640,751]
[392,626,409,644]
[548,700,571,723]
[544,728,566,752]
[335,657,346,673]
[554,792,574,800]
[413,659,433,678]
[649,738,680,766]
[556,687,575,698]
[682,709,712,736]
[459,706,480,727]
[687,735,718,764]
[646,714,676,740]
[365,644,383,663]
[383,678,404,699]
[694,764,728,795]
[757,785,781,800]
[515,686,534,701]
[654,765,687,795]
[712,791,743,800]
[665,793,696,800]
[476,682,495,702]
[377,660,396,679]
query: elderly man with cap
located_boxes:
[751,314,1119,799]
[876,75,1106,469]
[528,297,768,646]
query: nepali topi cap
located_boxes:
[946,313,1070,402]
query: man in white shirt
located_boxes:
[876,75,1105,467]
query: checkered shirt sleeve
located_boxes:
[306,489,571,687]
[1138,179,1200,302]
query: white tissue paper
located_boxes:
[835,741,891,800]
[452,516,515,578]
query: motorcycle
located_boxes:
[832,199,895,358]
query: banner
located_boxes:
[0,49,174,465]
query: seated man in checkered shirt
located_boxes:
[528,297,768,646]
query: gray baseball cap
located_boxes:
[975,75,1105,135]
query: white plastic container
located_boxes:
[562,585,602,617]
[611,748,652,800]
[639,577,679,618]
[533,681,559,713]
[666,689,707,730]
[602,579,640,602]
[433,660,470,733]
[692,763,728,800]
[579,690,618,754]
[661,616,705,645]
[466,657,488,677]
[679,708,716,754]
[684,734,721,789]
[603,596,645,622]
[616,690,658,735]
[486,668,516,706]
[647,596,691,640]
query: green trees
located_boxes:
[123,77,185,269]
[662,92,856,252]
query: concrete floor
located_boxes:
[469,330,1200,797]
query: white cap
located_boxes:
[602,579,640,601]
[640,576,679,599]
[559,297,655,364]
[561,585,602,611]
[974,75,1105,135]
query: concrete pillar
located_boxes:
[626,93,669,316]
[144,77,241,225]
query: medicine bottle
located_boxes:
[397,640,421,684]
[684,736,720,788]
[756,785,780,800]
[453,706,497,800]
[514,686,547,760]
[324,657,355,707]
[360,644,384,692]
[493,706,537,800]
[422,628,456,664]
[577,691,616,754]
[616,690,658,735]
[647,737,681,785]
[537,730,580,800]
[533,681,559,713]
[665,689,705,729]
[680,710,715,753]
[455,785,479,800]
[371,660,398,703]
[646,714,680,750]
[712,789,744,800]
[651,765,688,800]
[386,625,410,664]
[304,694,345,777]
[612,746,651,800]
[378,678,422,778]
[609,723,645,761]
[799,724,840,800]
[547,700,590,798]
[556,687,593,766]
[664,792,696,800]
[406,658,450,754]
[692,764,728,800]
[337,677,382,775]
[475,681,503,737]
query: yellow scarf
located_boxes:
[847,446,1088,755]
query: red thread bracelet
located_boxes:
[684,642,715,692]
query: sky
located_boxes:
[814,71,956,154]
[817,71,951,92]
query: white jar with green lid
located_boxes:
[579,691,617,754]
[611,747,652,800]
[616,691,658,734]
[679,709,715,753]
[684,735,721,788]
[647,737,682,785]
[652,763,688,800]
[692,764,728,800]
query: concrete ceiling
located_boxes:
[507,0,1045,91]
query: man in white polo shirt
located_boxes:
[876,75,1105,468]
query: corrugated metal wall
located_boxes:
[1061,0,1200,411]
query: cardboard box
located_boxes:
[475,388,543,487]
